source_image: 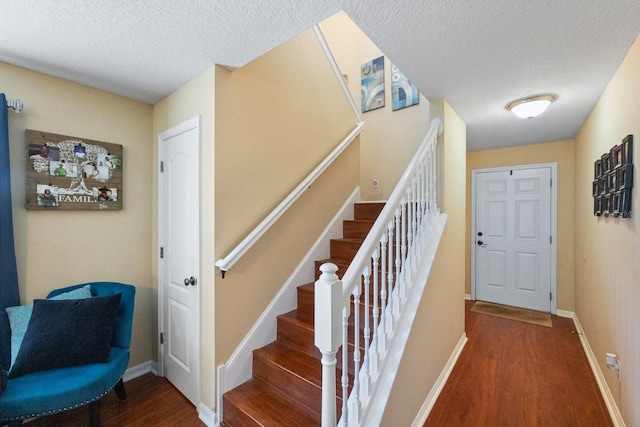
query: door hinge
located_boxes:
[550,235,552,244]
[160,247,164,258]
[550,292,553,301]
[160,161,164,172]
[550,178,552,187]
[160,332,164,344]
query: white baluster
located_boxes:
[370,247,380,373]
[362,265,371,399]
[351,281,361,423]
[387,219,395,333]
[412,177,418,266]
[315,263,342,427]
[415,170,423,258]
[399,199,407,304]
[394,206,402,318]
[341,304,349,425]
[379,231,388,353]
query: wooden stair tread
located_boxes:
[223,379,320,426]
[255,341,322,382]
[279,309,313,326]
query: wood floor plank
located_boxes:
[21,374,205,427]
[425,300,612,427]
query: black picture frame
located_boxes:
[620,188,632,218]
[601,153,611,174]
[603,193,611,217]
[594,159,602,179]
[622,134,633,165]
[609,171,618,192]
[619,164,633,190]
[600,176,609,195]
[594,196,602,216]
[611,144,623,169]
[612,191,621,217]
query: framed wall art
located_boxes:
[391,64,419,111]
[361,56,385,113]
[593,134,633,218]
[26,130,123,210]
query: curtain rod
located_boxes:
[6,99,23,113]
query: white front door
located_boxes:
[158,117,200,405]
[473,165,554,312]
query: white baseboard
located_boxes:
[412,332,468,427]
[198,403,218,427]
[570,314,625,426]
[555,309,575,318]
[123,360,158,382]
[464,293,471,300]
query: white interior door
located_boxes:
[473,165,554,312]
[159,117,200,405]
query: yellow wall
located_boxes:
[152,67,216,408]
[381,101,466,425]
[2,61,154,367]
[214,26,358,375]
[466,139,576,312]
[319,13,431,201]
[574,34,640,423]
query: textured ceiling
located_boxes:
[1,0,639,150]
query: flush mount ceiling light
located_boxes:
[506,94,557,119]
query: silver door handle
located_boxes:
[184,276,197,286]
[477,240,487,247]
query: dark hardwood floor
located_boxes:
[425,300,613,426]
[22,373,205,427]
[18,299,611,426]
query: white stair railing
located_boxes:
[315,117,443,427]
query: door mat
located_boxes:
[471,301,552,327]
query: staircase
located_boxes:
[222,202,385,426]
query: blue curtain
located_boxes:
[0,93,20,370]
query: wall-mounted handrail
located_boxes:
[312,25,363,123]
[215,121,366,277]
[215,23,363,278]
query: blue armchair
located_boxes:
[0,282,135,426]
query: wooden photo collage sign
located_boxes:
[26,130,123,210]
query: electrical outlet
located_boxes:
[606,353,620,379]
[373,178,379,188]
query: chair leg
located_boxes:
[89,399,101,427]
[114,378,128,401]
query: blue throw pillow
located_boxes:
[4,285,92,371]
[8,293,121,379]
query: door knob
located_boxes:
[184,276,197,286]
[477,240,487,247]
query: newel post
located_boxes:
[315,262,342,427]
